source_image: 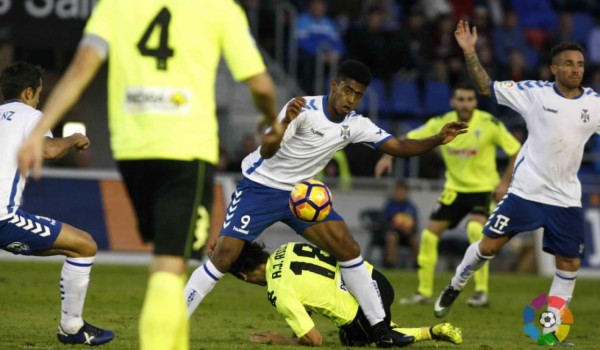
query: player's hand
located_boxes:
[375,154,394,178]
[69,133,91,151]
[250,331,286,344]
[284,97,306,124]
[455,20,477,53]
[437,121,468,144]
[18,134,45,180]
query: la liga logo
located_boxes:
[522,294,574,344]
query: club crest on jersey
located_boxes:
[581,109,589,123]
[474,129,481,139]
[340,125,351,139]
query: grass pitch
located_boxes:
[0,260,598,349]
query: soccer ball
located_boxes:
[289,179,333,222]
[539,311,557,328]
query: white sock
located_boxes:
[184,259,224,317]
[60,256,94,334]
[339,256,385,326]
[451,242,494,290]
[543,269,577,334]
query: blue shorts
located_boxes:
[219,177,343,241]
[483,193,584,258]
[0,209,63,255]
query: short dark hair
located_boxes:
[0,61,43,101]
[229,241,270,281]
[336,60,372,87]
[452,82,476,95]
[550,42,585,64]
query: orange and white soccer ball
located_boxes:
[289,179,333,222]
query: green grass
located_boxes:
[0,261,599,349]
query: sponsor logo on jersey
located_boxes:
[124,87,192,115]
[501,81,515,88]
[310,128,324,137]
[581,109,589,123]
[446,146,479,158]
[340,125,350,140]
[543,106,558,114]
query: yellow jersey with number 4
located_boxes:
[83,0,265,163]
[407,109,521,192]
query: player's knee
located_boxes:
[556,256,580,271]
[334,239,361,261]
[76,231,98,257]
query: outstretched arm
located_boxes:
[43,133,90,160]
[378,122,468,157]
[260,97,305,159]
[18,45,103,178]
[455,20,492,97]
[251,328,323,346]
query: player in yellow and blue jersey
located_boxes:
[17,1,278,349]
[376,83,521,307]
[229,241,463,347]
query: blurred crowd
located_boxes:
[233,0,600,177]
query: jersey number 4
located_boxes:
[137,7,174,70]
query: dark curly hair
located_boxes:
[336,60,372,87]
[229,241,270,281]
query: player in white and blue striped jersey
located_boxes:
[0,62,113,346]
[435,22,600,346]
[185,60,467,347]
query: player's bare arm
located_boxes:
[260,96,306,159]
[455,20,492,97]
[494,154,517,202]
[250,327,322,346]
[18,45,103,179]
[379,122,468,157]
[43,133,90,160]
[246,72,278,129]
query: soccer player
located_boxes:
[375,83,521,307]
[184,59,468,348]
[0,61,113,345]
[16,1,278,349]
[229,241,463,347]
[434,21,600,346]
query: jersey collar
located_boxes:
[322,95,346,124]
[552,83,584,100]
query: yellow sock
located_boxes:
[393,327,431,342]
[417,229,439,297]
[173,275,189,350]
[467,221,488,294]
[139,272,188,350]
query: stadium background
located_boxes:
[0,0,599,275]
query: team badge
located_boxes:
[581,109,589,123]
[340,125,351,139]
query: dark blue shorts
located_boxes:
[219,177,343,241]
[483,193,584,258]
[0,209,62,255]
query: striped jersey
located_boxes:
[492,80,600,207]
[0,101,51,219]
[266,242,372,337]
[242,96,393,190]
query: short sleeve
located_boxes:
[406,118,440,139]
[221,1,266,82]
[491,81,535,118]
[83,0,112,43]
[351,117,393,149]
[25,110,52,138]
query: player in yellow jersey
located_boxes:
[229,241,463,347]
[376,84,521,307]
[17,1,278,349]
